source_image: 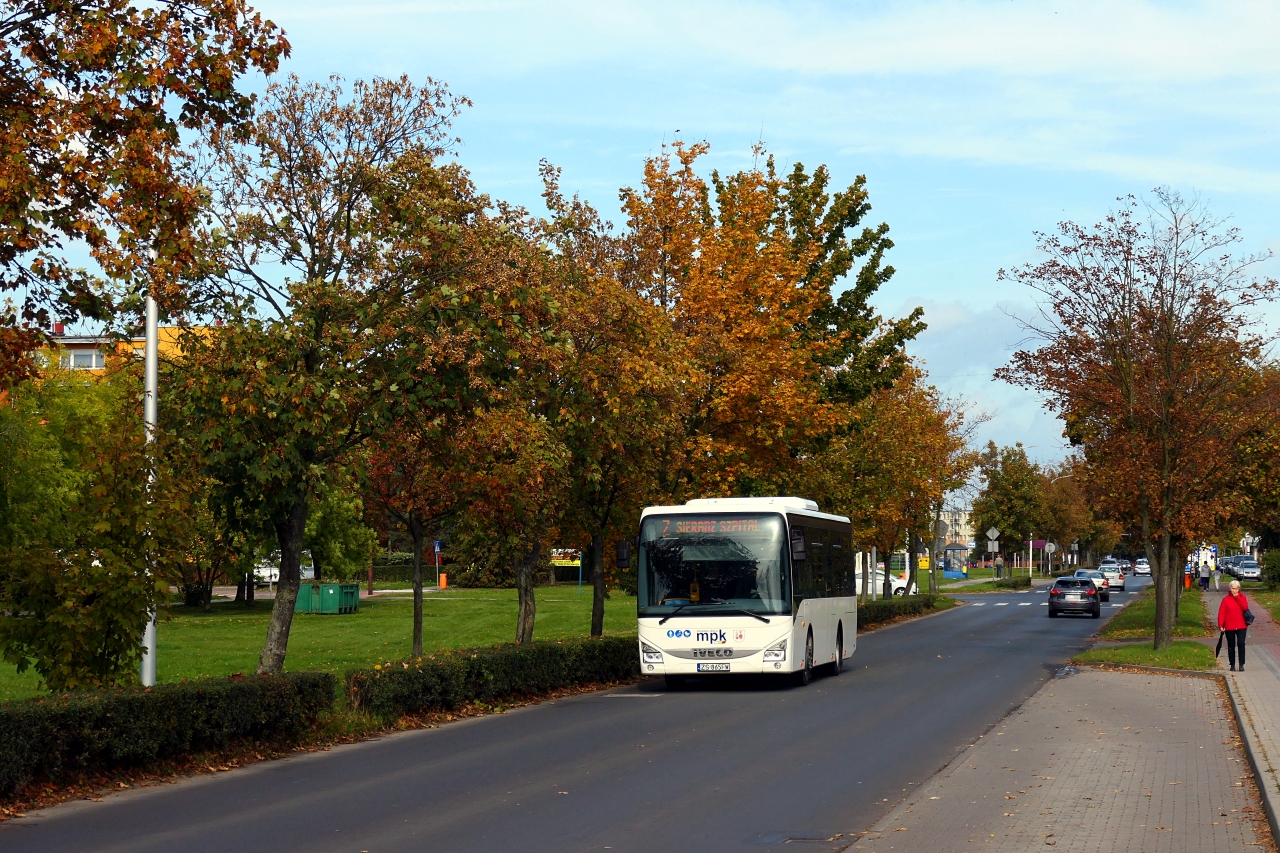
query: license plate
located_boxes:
[1067,595,1082,602]
[697,663,730,672]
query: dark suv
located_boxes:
[1048,577,1101,618]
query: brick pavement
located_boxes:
[1209,585,1280,835]
[854,668,1263,852]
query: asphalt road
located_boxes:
[2,577,1151,853]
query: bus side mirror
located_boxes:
[790,529,806,562]
[616,540,631,569]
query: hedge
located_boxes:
[0,671,334,799]
[994,575,1033,590]
[858,594,939,629]
[348,635,639,721]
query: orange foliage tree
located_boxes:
[618,142,924,501]
[1000,191,1280,648]
[0,0,288,385]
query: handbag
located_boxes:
[1234,594,1256,627]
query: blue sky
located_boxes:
[251,0,1280,462]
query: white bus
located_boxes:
[635,497,856,688]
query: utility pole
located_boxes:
[140,248,158,688]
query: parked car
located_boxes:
[1097,562,1125,591]
[855,570,918,597]
[1048,577,1101,618]
[1133,558,1151,576]
[254,550,315,587]
[1237,558,1261,581]
[1074,569,1111,601]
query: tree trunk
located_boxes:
[245,570,255,605]
[907,533,919,596]
[234,574,246,603]
[515,541,540,644]
[882,539,895,599]
[590,533,606,637]
[256,495,309,674]
[860,549,870,604]
[409,514,424,658]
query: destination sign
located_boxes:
[665,517,761,535]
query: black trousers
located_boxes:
[1226,628,1247,668]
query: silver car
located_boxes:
[1237,559,1261,581]
[1098,562,1125,591]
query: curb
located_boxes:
[1223,676,1280,845]
[1071,660,1223,679]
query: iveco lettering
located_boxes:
[633,496,857,688]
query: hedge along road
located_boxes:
[2,585,1139,853]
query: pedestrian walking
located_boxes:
[1214,562,1221,591]
[1199,561,1212,591]
[1218,580,1254,672]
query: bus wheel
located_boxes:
[832,630,844,676]
[664,675,685,691]
[795,632,814,686]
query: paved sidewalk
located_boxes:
[1208,586,1280,835]
[855,667,1264,852]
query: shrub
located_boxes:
[348,636,638,721]
[858,595,938,629]
[1262,552,1280,593]
[0,671,334,799]
[994,575,1033,590]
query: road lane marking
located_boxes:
[971,602,986,606]
[605,694,663,698]
[1018,603,1031,606]
[995,602,1009,606]
[1040,603,1048,606]
[1110,604,1123,607]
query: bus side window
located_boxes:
[791,525,816,607]
[825,530,846,597]
[811,530,827,598]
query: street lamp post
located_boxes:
[140,249,158,687]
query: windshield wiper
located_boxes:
[717,608,770,624]
[658,598,725,624]
[658,600,769,625]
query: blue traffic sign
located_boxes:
[434,541,442,554]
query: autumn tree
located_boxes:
[0,0,288,386]
[536,164,683,637]
[804,364,977,597]
[177,76,531,673]
[365,414,473,656]
[620,142,924,500]
[999,191,1280,649]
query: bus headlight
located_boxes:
[641,640,664,664]
[763,638,787,662]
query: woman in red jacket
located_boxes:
[1219,580,1250,672]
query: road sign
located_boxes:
[1210,544,1218,554]
[434,540,442,554]
[1046,542,1058,553]
[987,540,999,553]
[986,527,1001,541]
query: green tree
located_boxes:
[970,442,1049,569]
[0,372,176,689]
[179,76,526,673]
[305,478,376,582]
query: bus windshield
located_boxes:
[637,513,790,617]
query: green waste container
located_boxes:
[294,583,359,614]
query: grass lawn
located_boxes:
[1099,587,1211,640]
[0,587,638,704]
[1073,640,1219,670]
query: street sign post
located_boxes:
[986,527,1001,542]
